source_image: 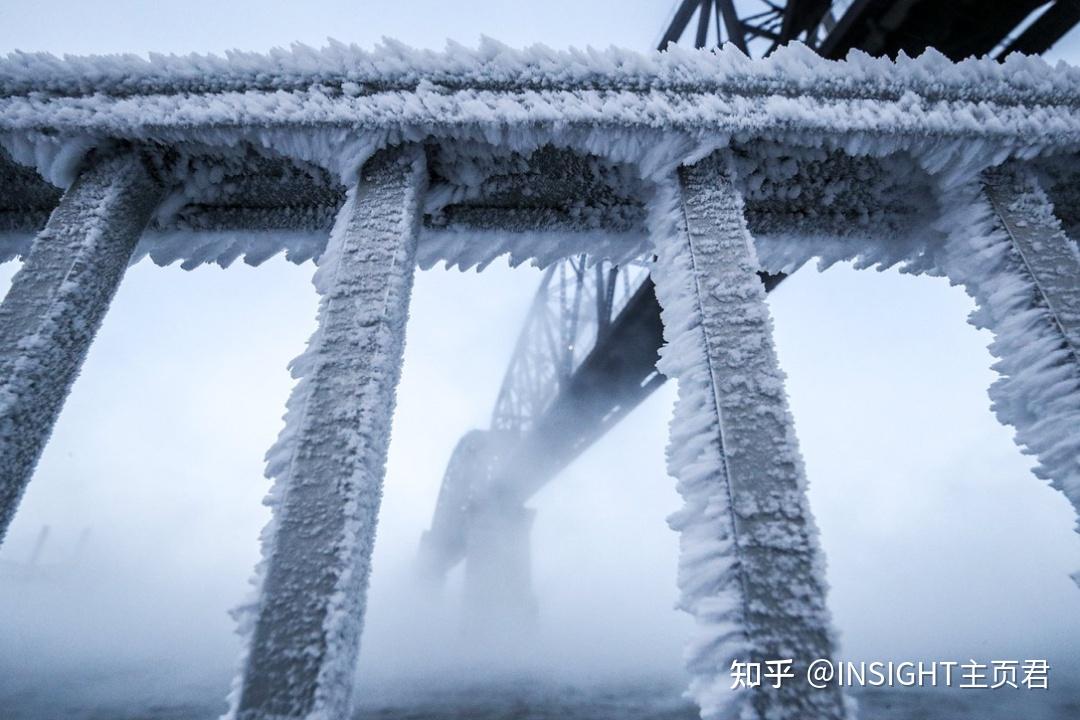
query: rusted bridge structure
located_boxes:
[1,32,1079,720]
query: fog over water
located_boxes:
[2,2,1080,718]
[2,256,1080,717]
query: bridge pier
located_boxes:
[0,151,162,544]
[234,146,426,720]
[462,499,538,639]
[650,153,845,720]
[416,430,498,586]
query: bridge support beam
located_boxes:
[982,166,1080,369]
[235,146,426,720]
[650,153,845,720]
[940,165,1080,557]
[0,151,162,544]
[462,500,538,639]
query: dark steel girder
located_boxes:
[997,1,1080,59]
[819,0,1076,60]
[660,1,836,54]
[660,1,1080,60]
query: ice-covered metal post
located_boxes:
[0,151,162,543]
[650,152,845,720]
[235,146,426,720]
[955,163,1080,546]
[982,166,1079,368]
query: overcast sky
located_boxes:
[1,1,1080,714]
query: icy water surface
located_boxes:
[4,676,1080,720]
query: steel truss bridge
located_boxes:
[417,0,1080,610]
[1,12,1080,720]
[660,0,1080,59]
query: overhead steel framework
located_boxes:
[1,30,1080,720]
[658,0,839,54]
[659,0,1080,58]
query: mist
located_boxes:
[2,251,1079,717]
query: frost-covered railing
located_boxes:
[1,41,1079,720]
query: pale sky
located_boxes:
[1,1,1080,714]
